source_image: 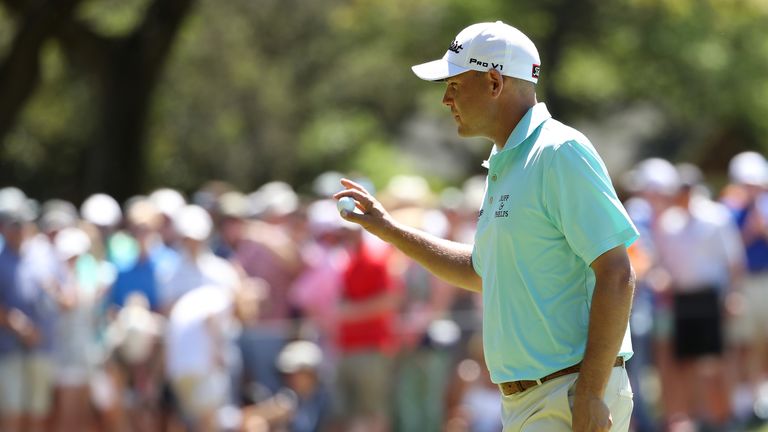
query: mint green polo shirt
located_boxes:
[472,103,638,384]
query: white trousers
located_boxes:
[501,365,633,431]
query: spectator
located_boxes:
[159,204,239,313]
[622,158,683,432]
[290,199,353,352]
[108,199,173,313]
[225,185,303,396]
[389,201,459,432]
[625,158,685,430]
[333,229,401,432]
[26,199,78,284]
[80,193,128,268]
[148,187,187,251]
[721,151,768,421]
[50,227,107,432]
[0,189,56,432]
[243,340,332,432]
[444,332,502,432]
[103,292,166,431]
[165,284,238,432]
[655,162,745,430]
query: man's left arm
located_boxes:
[572,244,635,432]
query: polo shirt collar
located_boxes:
[488,102,552,160]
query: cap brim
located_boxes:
[411,59,470,81]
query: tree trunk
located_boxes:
[66,0,197,201]
[0,0,83,185]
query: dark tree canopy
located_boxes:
[1,0,767,202]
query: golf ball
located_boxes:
[337,197,356,213]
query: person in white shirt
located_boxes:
[165,285,236,432]
[159,204,239,314]
[654,162,745,430]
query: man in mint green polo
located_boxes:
[336,21,638,432]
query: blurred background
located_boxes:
[2,0,768,431]
[1,0,768,201]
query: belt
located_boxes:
[499,357,625,396]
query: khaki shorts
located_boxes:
[172,371,229,420]
[334,351,393,418]
[726,273,768,344]
[501,365,633,431]
[0,353,54,417]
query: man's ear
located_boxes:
[488,69,504,97]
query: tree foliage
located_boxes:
[1,0,767,201]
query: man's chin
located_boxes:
[456,127,474,138]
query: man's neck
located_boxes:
[495,100,537,150]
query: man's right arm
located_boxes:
[335,178,482,292]
[386,221,481,292]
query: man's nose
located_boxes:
[442,90,452,106]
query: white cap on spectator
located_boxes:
[172,204,212,241]
[81,193,122,227]
[148,188,187,218]
[729,151,768,187]
[630,158,681,196]
[276,340,323,374]
[0,187,37,224]
[384,175,434,208]
[40,199,78,232]
[306,199,358,235]
[218,191,249,219]
[0,187,27,212]
[55,227,92,260]
[248,181,299,219]
[126,199,162,230]
[312,171,345,198]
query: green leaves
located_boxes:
[2,0,768,199]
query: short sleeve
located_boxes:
[544,141,639,264]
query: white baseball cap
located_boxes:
[412,21,541,83]
[630,158,681,196]
[172,204,213,241]
[81,193,122,227]
[55,227,92,260]
[729,151,768,187]
[276,340,323,373]
[148,188,187,218]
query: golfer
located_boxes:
[336,21,638,432]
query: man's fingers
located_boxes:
[333,189,373,212]
[339,207,376,227]
[340,178,368,193]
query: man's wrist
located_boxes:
[574,370,609,398]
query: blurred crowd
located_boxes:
[0,172,492,432]
[621,151,768,432]
[1,150,768,432]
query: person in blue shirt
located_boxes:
[720,151,768,421]
[108,199,179,313]
[0,199,57,432]
[336,21,637,432]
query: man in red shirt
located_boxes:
[334,229,402,432]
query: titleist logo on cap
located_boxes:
[448,40,463,53]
